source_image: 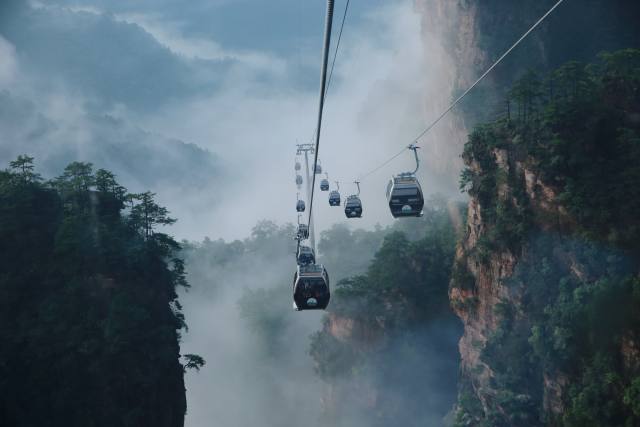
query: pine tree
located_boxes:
[8,154,42,184]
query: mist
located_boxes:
[0,0,466,240]
[140,0,468,240]
[178,225,326,427]
[178,203,462,427]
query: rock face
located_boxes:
[320,313,383,420]
[310,205,463,426]
[451,144,580,424]
[417,0,640,125]
[413,2,640,425]
[327,312,386,350]
[450,145,560,423]
[447,52,640,424]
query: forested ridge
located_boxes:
[453,0,640,126]
[453,49,640,426]
[308,199,465,427]
[0,157,199,426]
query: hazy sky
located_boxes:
[0,0,466,241]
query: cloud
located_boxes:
[1,0,467,240]
[178,230,326,427]
[115,12,287,75]
[139,0,467,241]
[0,91,221,218]
[0,36,17,89]
[0,3,223,239]
[2,2,228,111]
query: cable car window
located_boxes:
[394,188,419,197]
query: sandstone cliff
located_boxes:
[449,49,640,425]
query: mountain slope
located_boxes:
[0,158,191,426]
[451,50,640,426]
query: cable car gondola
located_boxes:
[293,264,330,311]
[296,174,303,186]
[387,145,424,218]
[297,245,316,265]
[297,223,309,240]
[320,173,329,191]
[387,174,423,217]
[344,195,362,218]
[329,181,341,206]
[329,191,340,206]
[344,181,363,218]
[296,199,306,213]
[314,162,322,175]
[295,161,301,171]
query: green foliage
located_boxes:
[9,154,42,183]
[452,259,476,291]
[318,222,388,282]
[182,354,206,372]
[624,377,640,418]
[309,198,463,426]
[456,0,640,126]
[0,157,192,427]
[457,50,640,426]
[462,49,640,252]
[455,390,485,427]
[129,191,177,239]
[309,325,361,379]
[461,122,532,261]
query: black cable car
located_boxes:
[296,175,303,186]
[297,223,309,240]
[329,190,341,206]
[320,178,329,191]
[314,163,322,175]
[295,161,301,171]
[296,199,306,212]
[293,264,330,311]
[297,245,316,265]
[386,144,424,218]
[386,173,424,217]
[344,195,363,218]
[329,181,341,206]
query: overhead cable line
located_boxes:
[307,0,351,145]
[356,0,566,181]
[307,0,336,235]
[325,0,350,98]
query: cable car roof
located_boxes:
[393,173,418,184]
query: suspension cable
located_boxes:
[325,0,350,99]
[356,0,566,181]
[306,0,351,145]
[307,0,335,233]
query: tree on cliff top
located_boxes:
[0,156,196,427]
